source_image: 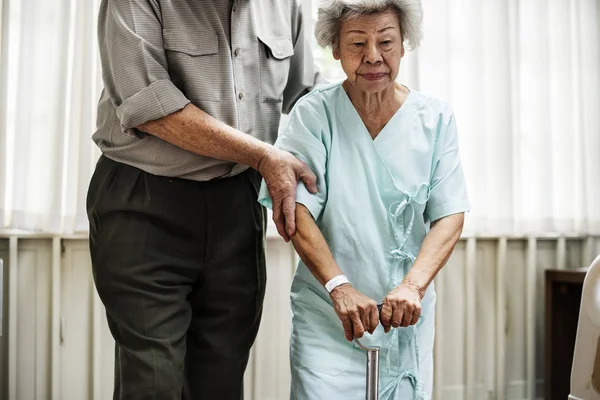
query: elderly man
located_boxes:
[86,1,319,399]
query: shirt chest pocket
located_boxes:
[257,34,294,103]
[163,28,222,102]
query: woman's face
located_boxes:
[333,8,404,94]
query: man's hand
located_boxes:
[258,147,317,241]
[330,284,380,341]
[380,281,424,333]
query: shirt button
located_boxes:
[238,92,244,100]
[234,48,240,57]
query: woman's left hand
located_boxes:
[380,282,424,333]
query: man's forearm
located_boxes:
[137,103,272,170]
[403,213,465,295]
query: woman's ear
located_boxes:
[401,45,405,58]
[333,45,340,60]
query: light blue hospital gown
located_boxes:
[258,83,470,400]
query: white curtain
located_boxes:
[0,0,102,234]
[310,0,600,236]
[0,0,598,235]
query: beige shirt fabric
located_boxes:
[93,0,320,180]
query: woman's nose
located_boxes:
[364,44,382,64]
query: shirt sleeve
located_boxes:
[98,0,191,134]
[258,97,329,220]
[424,112,471,223]
[281,0,323,115]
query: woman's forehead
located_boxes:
[340,9,401,34]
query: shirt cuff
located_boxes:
[257,180,273,210]
[426,198,471,223]
[116,79,190,133]
[294,182,323,221]
[258,181,324,221]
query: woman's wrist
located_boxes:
[324,274,350,293]
[400,278,426,299]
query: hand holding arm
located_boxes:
[138,104,318,240]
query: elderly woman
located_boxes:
[258,0,469,398]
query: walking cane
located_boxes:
[355,338,380,400]
[354,304,383,400]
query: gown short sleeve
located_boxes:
[258,94,329,221]
[424,112,471,223]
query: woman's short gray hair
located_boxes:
[315,0,423,50]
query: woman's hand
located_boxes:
[380,281,424,333]
[330,284,380,341]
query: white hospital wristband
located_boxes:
[325,275,350,293]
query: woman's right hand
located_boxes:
[329,284,380,341]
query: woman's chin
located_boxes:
[355,79,394,94]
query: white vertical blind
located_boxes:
[0,0,102,234]
[0,0,598,235]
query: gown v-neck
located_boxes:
[339,84,413,144]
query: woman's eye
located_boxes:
[381,40,392,46]
[353,43,364,47]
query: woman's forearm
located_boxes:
[291,203,345,286]
[292,203,379,339]
[403,213,465,295]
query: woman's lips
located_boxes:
[361,73,387,81]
